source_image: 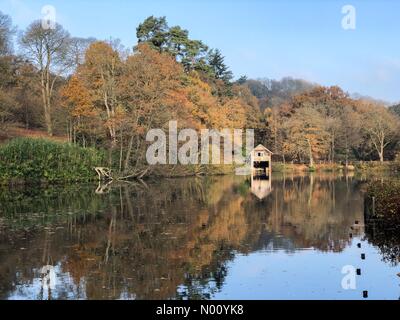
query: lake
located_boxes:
[0,173,399,300]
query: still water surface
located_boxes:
[0,173,399,300]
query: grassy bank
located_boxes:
[354,161,399,173]
[0,138,105,184]
[272,161,399,173]
[272,162,345,173]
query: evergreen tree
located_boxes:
[136,16,208,72]
[136,16,169,51]
[389,104,400,117]
[236,75,248,85]
[207,49,233,83]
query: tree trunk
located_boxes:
[44,106,53,136]
[41,66,53,136]
[379,144,384,162]
[308,140,314,167]
[119,130,123,173]
[123,135,135,172]
[45,54,53,136]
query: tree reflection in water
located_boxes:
[0,173,393,300]
[364,216,400,266]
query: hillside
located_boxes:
[0,126,68,144]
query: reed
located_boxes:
[0,138,105,183]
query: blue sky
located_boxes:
[1,0,399,103]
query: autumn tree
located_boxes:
[61,75,101,145]
[209,98,247,129]
[284,107,329,166]
[0,56,13,126]
[0,11,15,129]
[336,104,362,166]
[12,60,43,129]
[231,84,262,128]
[0,58,42,131]
[69,37,96,66]
[118,43,183,173]
[360,102,399,162]
[287,86,354,163]
[0,84,14,125]
[19,21,72,136]
[77,41,122,146]
[183,73,219,127]
[264,106,286,160]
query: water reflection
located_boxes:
[0,173,398,300]
[251,175,272,200]
[364,215,400,267]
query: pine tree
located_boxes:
[207,49,233,83]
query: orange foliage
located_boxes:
[62,75,97,118]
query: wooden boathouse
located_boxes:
[250,144,273,177]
